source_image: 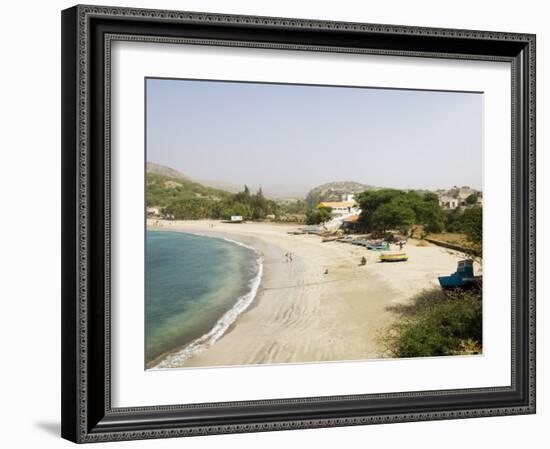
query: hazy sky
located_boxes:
[146,78,483,192]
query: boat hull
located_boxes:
[379,253,408,262]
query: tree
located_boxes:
[372,202,415,233]
[465,193,479,205]
[462,206,482,244]
[279,200,308,215]
[221,202,252,220]
[444,208,464,233]
[423,192,440,204]
[357,189,403,230]
[306,207,331,225]
[233,185,251,204]
[164,198,213,220]
[357,189,443,234]
[417,201,445,234]
[250,187,268,219]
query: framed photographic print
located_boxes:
[61,4,536,443]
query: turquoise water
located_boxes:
[145,230,261,367]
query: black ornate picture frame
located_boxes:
[61,4,536,443]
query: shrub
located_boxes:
[383,288,482,358]
[306,207,332,225]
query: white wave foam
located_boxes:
[151,233,263,369]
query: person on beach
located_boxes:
[398,241,404,250]
[360,256,367,266]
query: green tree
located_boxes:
[306,207,332,225]
[423,192,440,204]
[463,206,482,244]
[372,202,415,233]
[250,187,268,219]
[279,200,308,215]
[221,202,252,220]
[417,201,445,233]
[444,208,464,232]
[465,193,479,205]
[357,189,403,230]
[164,198,214,220]
[357,189,443,234]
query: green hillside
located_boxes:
[147,172,231,207]
[146,165,279,220]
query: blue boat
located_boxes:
[367,241,390,251]
[438,260,481,290]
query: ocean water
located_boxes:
[145,230,262,368]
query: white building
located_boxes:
[439,196,460,210]
[438,186,481,210]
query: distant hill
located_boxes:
[305,181,376,207]
[146,170,232,208]
[146,162,189,180]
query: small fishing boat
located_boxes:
[438,259,481,290]
[379,252,408,262]
[351,239,369,247]
[367,241,390,251]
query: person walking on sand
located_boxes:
[398,241,404,250]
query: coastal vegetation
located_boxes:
[357,189,445,235]
[426,205,483,254]
[147,172,231,207]
[148,172,280,220]
[383,287,482,358]
[223,186,279,220]
[443,206,482,243]
[305,206,332,225]
[462,206,483,244]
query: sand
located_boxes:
[147,219,476,368]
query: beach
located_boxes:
[147,219,476,368]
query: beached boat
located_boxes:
[367,241,390,251]
[379,252,408,262]
[438,259,481,290]
[351,239,369,246]
[298,225,326,235]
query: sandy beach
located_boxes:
[148,219,477,368]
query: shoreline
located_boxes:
[148,230,264,369]
[146,219,473,368]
